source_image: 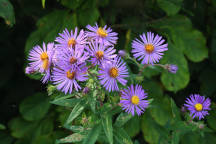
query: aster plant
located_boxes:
[24,24,211,144]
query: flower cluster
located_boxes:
[25,23,211,118]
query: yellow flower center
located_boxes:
[95,51,104,59]
[109,67,119,78]
[131,95,139,105]
[68,38,76,48]
[40,52,49,70]
[97,27,108,38]
[194,103,203,111]
[69,57,77,64]
[145,44,154,53]
[66,71,76,79]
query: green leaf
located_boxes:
[141,112,169,144]
[19,93,50,121]
[124,116,140,138]
[142,80,163,98]
[8,117,38,138]
[102,115,113,144]
[114,113,132,127]
[78,8,99,26]
[32,135,53,144]
[0,124,6,130]
[150,96,173,126]
[157,0,183,16]
[160,41,189,91]
[182,30,208,62]
[63,125,84,133]
[113,128,133,144]
[0,0,15,26]
[51,97,81,107]
[66,100,86,124]
[60,0,84,10]
[41,0,45,8]
[56,133,86,143]
[0,131,13,144]
[82,123,102,144]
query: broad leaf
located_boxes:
[0,0,15,26]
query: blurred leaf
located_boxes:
[78,8,99,26]
[82,123,102,144]
[102,114,113,144]
[8,117,38,138]
[207,111,216,131]
[141,112,169,144]
[150,96,173,126]
[124,116,140,138]
[41,0,45,8]
[25,10,77,56]
[0,131,13,144]
[32,135,53,144]
[56,133,86,143]
[113,127,133,144]
[60,0,84,10]
[66,100,86,124]
[114,112,132,127]
[157,0,183,16]
[160,41,189,91]
[19,93,50,121]
[0,0,15,26]
[0,124,6,130]
[170,98,181,121]
[142,80,163,98]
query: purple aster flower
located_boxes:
[166,64,178,74]
[87,40,116,66]
[98,57,128,92]
[55,27,87,50]
[52,64,88,94]
[86,23,118,46]
[120,84,149,116]
[28,42,55,83]
[131,32,168,64]
[57,48,89,68]
[184,94,211,120]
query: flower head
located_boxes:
[55,27,87,50]
[57,48,89,68]
[98,57,128,92]
[86,23,118,46]
[87,40,116,66]
[166,64,178,74]
[131,32,168,64]
[52,64,88,94]
[184,94,211,120]
[28,42,55,83]
[120,84,149,116]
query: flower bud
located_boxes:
[165,64,178,74]
[118,50,127,58]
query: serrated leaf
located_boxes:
[157,0,183,16]
[51,98,81,107]
[63,125,84,133]
[113,128,133,144]
[56,133,86,143]
[19,93,50,121]
[82,123,102,144]
[102,115,113,144]
[66,100,86,124]
[0,0,15,26]
[114,113,132,127]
